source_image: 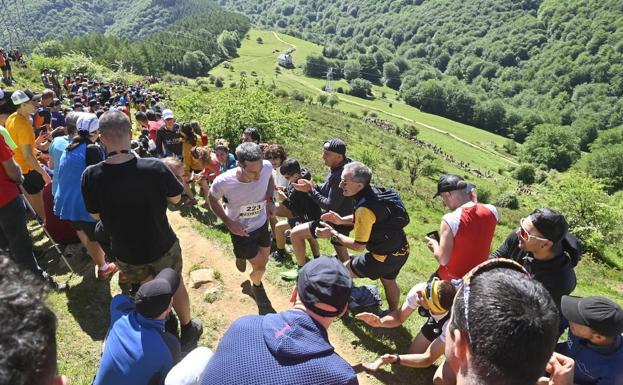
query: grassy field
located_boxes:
[209,30,515,172]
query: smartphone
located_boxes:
[426,230,440,242]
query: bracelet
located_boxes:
[394,354,401,365]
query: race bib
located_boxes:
[239,202,266,219]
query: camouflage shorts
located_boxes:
[117,240,183,285]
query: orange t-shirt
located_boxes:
[5,112,35,173]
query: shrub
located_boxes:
[394,157,404,170]
[290,89,306,102]
[514,164,536,184]
[256,37,264,44]
[274,89,289,98]
[494,192,520,209]
[214,78,223,88]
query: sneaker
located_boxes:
[270,249,288,263]
[251,283,272,307]
[97,262,118,280]
[180,318,203,352]
[235,258,247,273]
[280,267,299,281]
[284,229,292,245]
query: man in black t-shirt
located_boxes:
[155,109,182,158]
[81,111,202,352]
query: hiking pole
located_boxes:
[18,187,75,274]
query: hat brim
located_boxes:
[561,295,586,326]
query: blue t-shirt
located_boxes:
[94,295,180,385]
[219,153,237,174]
[557,331,623,385]
[51,111,66,129]
[201,310,358,385]
[49,135,71,196]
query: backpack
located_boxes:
[357,187,410,229]
[349,284,382,313]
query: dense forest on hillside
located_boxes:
[0,0,218,47]
[216,0,623,176]
[34,10,250,78]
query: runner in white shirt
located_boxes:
[208,142,276,313]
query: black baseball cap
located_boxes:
[323,138,346,156]
[434,174,468,198]
[296,257,352,317]
[529,208,568,243]
[134,268,180,319]
[561,295,623,337]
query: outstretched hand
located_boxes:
[355,312,382,328]
[320,210,342,225]
[536,352,575,385]
[292,178,314,192]
[362,354,397,372]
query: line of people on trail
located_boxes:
[0,78,621,385]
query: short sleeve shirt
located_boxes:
[0,125,16,150]
[353,206,376,244]
[5,112,35,173]
[209,160,273,233]
[0,135,20,207]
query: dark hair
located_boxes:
[449,269,558,385]
[280,158,301,176]
[66,130,95,152]
[190,120,202,135]
[0,253,57,385]
[135,111,147,122]
[180,122,197,146]
[264,144,287,162]
[64,111,80,136]
[146,110,156,121]
[437,280,457,311]
[243,127,261,143]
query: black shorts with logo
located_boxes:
[350,244,409,280]
[22,170,46,195]
[230,221,271,260]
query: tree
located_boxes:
[357,54,381,83]
[317,93,328,106]
[343,60,362,81]
[578,143,623,193]
[513,164,536,184]
[383,62,401,90]
[348,78,373,99]
[328,94,339,109]
[303,53,329,78]
[217,30,240,58]
[256,37,263,44]
[520,124,581,171]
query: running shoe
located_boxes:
[251,283,272,308]
[180,318,203,352]
[280,268,299,281]
[270,249,288,263]
[235,258,247,272]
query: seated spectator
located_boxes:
[442,259,573,385]
[0,253,68,385]
[356,277,456,372]
[490,208,579,321]
[556,295,623,385]
[214,140,236,173]
[270,159,320,263]
[200,257,358,385]
[93,268,182,385]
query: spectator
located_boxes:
[315,162,410,311]
[556,295,623,385]
[6,89,51,222]
[146,110,161,142]
[155,109,182,158]
[54,113,117,280]
[427,174,499,281]
[284,139,354,280]
[33,89,55,136]
[200,257,358,385]
[49,111,80,195]
[241,127,261,144]
[81,111,202,351]
[188,146,221,204]
[180,122,201,204]
[490,208,579,318]
[0,253,68,385]
[357,277,456,372]
[214,141,236,173]
[208,142,276,313]
[93,268,182,385]
[264,144,289,249]
[0,89,17,150]
[443,259,571,385]
[50,99,66,132]
[0,49,9,84]
[191,120,208,147]
[270,159,321,263]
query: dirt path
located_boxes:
[169,211,375,385]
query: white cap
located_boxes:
[76,113,100,133]
[162,109,174,120]
[11,90,30,105]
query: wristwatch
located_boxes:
[330,230,340,245]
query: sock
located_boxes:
[253,282,263,288]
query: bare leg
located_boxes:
[172,278,191,325]
[381,277,400,311]
[24,191,45,222]
[433,359,456,385]
[248,246,270,285]
[274,220,290,249]
[75,229,105,268]
[308,238,320,257]
[290,223,312,266]
[334,244,350,262]
[408,331,433,354]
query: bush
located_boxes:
[256,37,264,44]
[214,78,223,88]
[494,192,520,209]
[274,89,289,98]
[336,86,344,93]
[514,164,536,184]
[369,111,378,118]
[349,78,373,99]
[290,89,306,102]
[476,187,492,204]
[394,157,404,170]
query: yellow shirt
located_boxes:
[5,112,35,173]
[182,139,203,175]
[354,206,391,262]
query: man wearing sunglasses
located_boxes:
[490,208,580,318]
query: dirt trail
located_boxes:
[169,211,374,385]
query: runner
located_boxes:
[208,142,276,313]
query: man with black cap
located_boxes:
[427,174,499,281]
[490,208,580,316]
[556,295,623,385]
[200,256,358,385]
[94,268,182,385]
[282,138,354,280]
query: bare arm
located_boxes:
[398,336,445,368]
[20,144,51,183]
[1,157,24,184]
[428,220,454,266]
[167,194,181,204]
[356,301,415,328]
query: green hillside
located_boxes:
[215,0,623,176]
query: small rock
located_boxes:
[190,268,215,288]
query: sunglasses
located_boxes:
[518,217,549,242]
[460,258,529,344]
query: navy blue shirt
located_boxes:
[557,331,623,385]
[94,295,180,385]
[201,310,358,385]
